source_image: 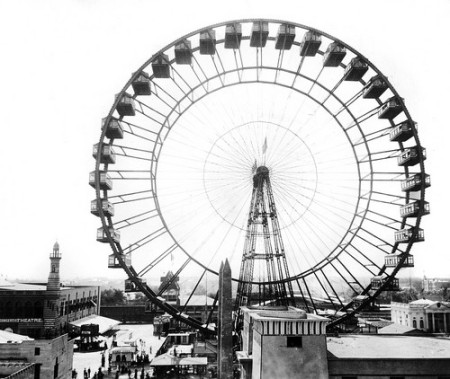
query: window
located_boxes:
[287,336,302,348]
[35,347,40,356]
[420,319,424,329]
[412,319,417,328]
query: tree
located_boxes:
[101,289,126,305]
[442,286,449,301]
[392,287,418,303]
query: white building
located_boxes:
[423,277,450,292]
[391,299,450,333]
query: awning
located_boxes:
[69,315,120,334]
[150,353,207,367]
[110,346,137,354]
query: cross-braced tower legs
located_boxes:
[234,166,296,331]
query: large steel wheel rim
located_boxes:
[92,19,429,332]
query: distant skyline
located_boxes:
[0,0,449,281]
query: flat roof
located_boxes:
[193,342,216,354]
[150,353,207,367]
[253,311,328,322]
[0,330,34,343]
[0,281,98,292]
[69,315,120,334]
[169,344,193,354]
[327,335,450,359]
[0,282,47,291]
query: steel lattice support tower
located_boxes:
[234,166,296,321]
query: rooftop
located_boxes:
[378,323,421,335]
[327,335,450,359]
[69,315,120,334]
[110,346,136,354]
[250,307,328,322]
[0,282,47,291]
[0,330,34,344]
[150,353,207,367]
[409,298,436,306]
[0,281,97,292]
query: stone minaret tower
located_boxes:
[43,241,62,338]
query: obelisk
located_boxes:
[218,259,233,379]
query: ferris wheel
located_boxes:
[90,19,430,333]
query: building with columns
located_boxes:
[0,242,100,339]
[391,299,450,333]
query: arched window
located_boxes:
[420,319,424,329]
[413,319,417,328]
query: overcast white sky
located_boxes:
[0,0,449,281]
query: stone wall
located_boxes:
[255,334,328,379]
[0,334,74,379]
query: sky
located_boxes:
[0,0,449,282]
